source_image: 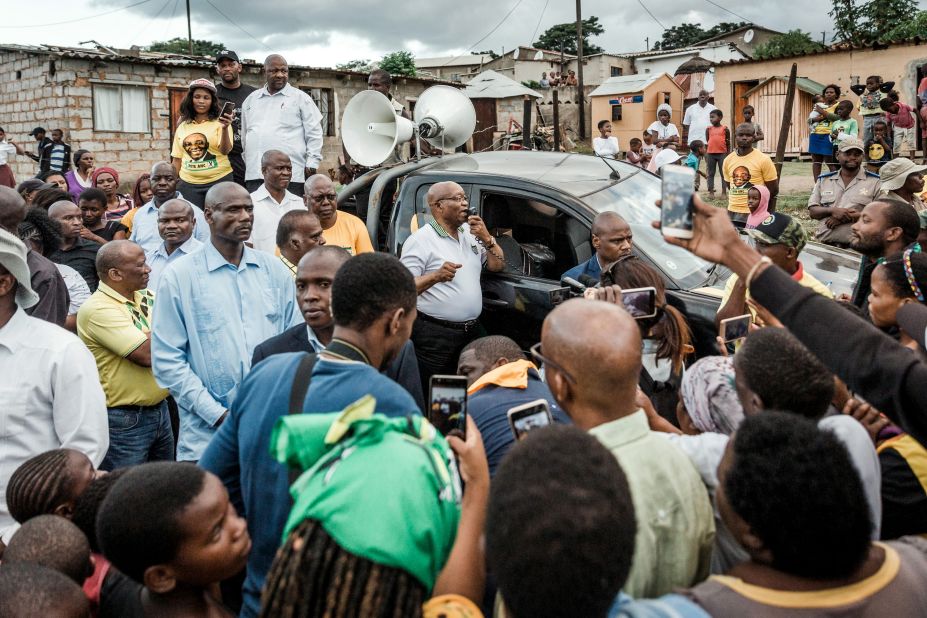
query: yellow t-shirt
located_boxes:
[812,102,839,135]
[120,207,138,234]
[720,264,833,321]
[77,283,168,407]
[171,119,233,184]
[322,211,375,255]
[723,149,778,214]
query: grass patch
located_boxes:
[702,191,817,235]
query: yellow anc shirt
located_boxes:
[723,149,779,214]
[322,211,375,255]
[171,119,233,184]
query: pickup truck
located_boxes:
[339,151,861,354]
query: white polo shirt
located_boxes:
[683,102,717,145]
[248,184,306,254]
[400,220,486,322]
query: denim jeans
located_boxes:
[705,153,729,193]
[100,400,175,471]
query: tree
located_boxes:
[829,0,864,42]
[336,59,373,72]
[883,10,927,39]
[378,51,416,76]
[148,37,224,57]
[653,23,708,50]
[472,50,500,60]
[753,30,825,59]
[702,21,750,39]
[862,0,918,40]
[830,0,919,43]
[533,17,605,55]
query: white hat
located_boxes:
[0,229,39,309]
[653,148,682,170]
[880,157,927,192]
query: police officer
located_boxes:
[808,137,881,248]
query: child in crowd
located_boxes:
[3,515,94,585]
[880,94,917,157]
[830,99,859,153]
[742,105,763,144]
[853,75,893,143]
[593,120,620,159]
[0,563,91,618]
[640,132,656,166]
[78,187,128,244]
[866,120,894,171]
[705,109,730,198]
[626,137,644,167]
[685,140,707,190]
[745,184,771,230]
[5,448,96,528]
[96,463,251,617]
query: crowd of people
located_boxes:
[1,46,927,618]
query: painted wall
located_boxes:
[590,73,684,152]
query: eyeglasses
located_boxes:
[309,193,338,204]
[437,195,468,204]
[530,342,576,384]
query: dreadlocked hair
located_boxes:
[260,519,426,618]
[6,449,77,523]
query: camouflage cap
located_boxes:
[748,212,807,252]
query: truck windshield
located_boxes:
[582,169,714,289]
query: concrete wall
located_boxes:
[589,74,684,152]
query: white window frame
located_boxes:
[92,83,151,133]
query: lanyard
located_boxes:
[321,338,371,365]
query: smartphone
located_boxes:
[660,165,695,239]
[621,286,657,319]
[720,314,752,344]
[428,375,468,438]
[507,399,553,441]
[220,101,236,117]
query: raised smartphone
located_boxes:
[720,314,752,344]
[507,399,553,441]
[660,164,695,239]
[428,375,468,438]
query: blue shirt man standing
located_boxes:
[560,212,632,285]
[151,182,300,461]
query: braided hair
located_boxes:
[260,519,426,618]
[6,449,79,523]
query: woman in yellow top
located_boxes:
[807,84,841,180]
[171,78,234,208]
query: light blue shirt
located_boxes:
[145,236,203,294]
[130,193,210,254]
[151,242,301,461]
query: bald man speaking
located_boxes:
[400,181,505,389]
[539,298,714,598]
[561,211,632,285]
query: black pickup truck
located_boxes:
[339,151,861,354]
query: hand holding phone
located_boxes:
[660,165,695,239]
[720,314,751,344]
[507,399,553,440]
[621,286,657,319]
[428,375,468,438]
[220,101,236,118]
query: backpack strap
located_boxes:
[288,352,318,415]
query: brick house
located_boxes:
[0,43,458,188]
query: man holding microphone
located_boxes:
[400,181,504,391]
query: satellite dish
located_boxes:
[342,90,415,167]
[413,85,477,150]
[743,29,755,43]
[513,48,520,60]
[533,50,544,60]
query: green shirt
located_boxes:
[589,411,715,598]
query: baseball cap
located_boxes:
[0,229,40,309]
[838,136,865,152]
[896,303,927,352]
[270,395,461,590]
[748,212,807,253]
[28,127,45,136]
[215,50,240,63]
[187,78,217,94]
[880,157,927,191]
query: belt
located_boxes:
[109,402,165,413]
[418,312,480,332]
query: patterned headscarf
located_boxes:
[91,166,119,187]
[680,356,743,435]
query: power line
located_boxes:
[635,0,667,31]
[701,0,753,25]
[158,0,182,44]
[440,0,526,66]
[0,0,155,28]
[531,0,551,44]
[203,0,271,51]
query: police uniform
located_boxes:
[808,167,881,248]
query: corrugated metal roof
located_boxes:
[463,70,541,99]
[588,72,675,97]
[415,55,493,68]
[741,76,826,98]
[716,37,926,66]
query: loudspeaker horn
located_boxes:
[413,85,476,151]
[342,90,415,167]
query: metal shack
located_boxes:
[740,76,824,155]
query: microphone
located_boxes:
[561,276,586,291]
[578,274,600,288]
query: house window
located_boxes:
[305,88,335,136]
[611,105,622,121]
[661,91,671,104]
[610,66,623,77]
[92,84,150,133]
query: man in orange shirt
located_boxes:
[303,174,373,255]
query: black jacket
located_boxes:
[251,324,425,413]
[39,141,71,173]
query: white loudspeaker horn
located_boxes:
[342,90,415,167]
[414,85,476,151]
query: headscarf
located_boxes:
[680,356,743,435]
[745,184,771,229]
[657,103,673,120]
[91,167,119,188]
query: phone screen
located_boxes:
[428,375,468,437]
[660,165,695,238]
[720,314,751,343]
[621,287,657,319]
[508,400,552,440]
[221,101,236,117]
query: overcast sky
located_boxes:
[3,0,926,67]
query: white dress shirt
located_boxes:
[130,193,210,254]
[683,102,717,145]
[248,184,306,254]
[400,220,486,322]
[593,136,620,158]
[56,263,91,316]
[241,83,323,183]
[0,307,108,533]
[145,236,204,293]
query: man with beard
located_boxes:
[809,137,881,248]
[214,50,256,187]
[130,162,209,254]
[151,182,300,462]
[849,200,921,311]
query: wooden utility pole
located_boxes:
[575,0,586,140]
[773,63,798,207]
[552,89,561,151]
[522,96,533,150]
[186,0,193,55]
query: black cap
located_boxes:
[897,303,927,352]
[215,50,240,63]
[29,127,45,136]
